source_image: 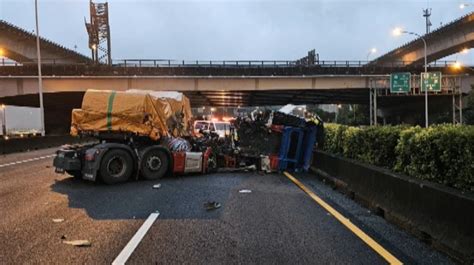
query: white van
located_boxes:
[193,120,231,138]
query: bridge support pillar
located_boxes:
[452,76,464,125]
[369,78,378,126]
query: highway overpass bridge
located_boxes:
[373,12,474,65]
[0,20,90,64]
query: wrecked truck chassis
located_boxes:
[53,139,212,185]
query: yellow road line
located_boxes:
[283,171,403,265]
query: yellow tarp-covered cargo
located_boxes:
[71,90,174,140]
[125,89,193,137]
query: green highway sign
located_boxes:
[390,73,411,93]
[421,72,442,92]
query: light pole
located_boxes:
[35,0,46,136]
[210,107,216,120]
[335,104,342,123]
[366,48,377,62]
[1,104,6,137]
[0,48,4,66]
[393,27,429,128]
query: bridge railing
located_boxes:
[0,58,460,68]
[107,59,460,68]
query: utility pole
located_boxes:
[423,8,432,34]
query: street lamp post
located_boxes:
[1,104,6,137]
[366,48,377,62]
[35,0,46,136]
[0,48,4,66]
[393,28,429,128]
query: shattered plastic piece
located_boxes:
[152,183,161,189]
[246,165,257,170]
[204,201,221,211]
[52,218,64,223]
[62,240,91,247]
[239,189,252,193]
[260,156,271,173]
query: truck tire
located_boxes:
[99,149,134,185]
[140,148,169,180]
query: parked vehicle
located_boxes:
[193,120,231,138]
[0,105,42,138]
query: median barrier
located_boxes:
[311,150,474,264]
[0,135,93,155]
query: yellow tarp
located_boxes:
[71,90,171,140]
[125,90,193,137]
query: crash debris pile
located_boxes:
[208,109,322,173]
[234,111,281,156]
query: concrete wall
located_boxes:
[312,150,474,263]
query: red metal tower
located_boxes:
[85,0,111,65]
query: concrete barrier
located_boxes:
[311,150,474,264]
[0,135,93,155]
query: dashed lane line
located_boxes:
[112,212,160,265]
[283,171,403,265]
[0,154,56,168]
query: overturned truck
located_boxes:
[53,89,211,184]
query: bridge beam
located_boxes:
[0,76,372,98]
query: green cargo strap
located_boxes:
[106,91,116,130]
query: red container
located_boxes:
[172,152,186,174]
[269,154,279,171]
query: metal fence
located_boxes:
[0,58,461,68]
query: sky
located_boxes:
[0,0,473,63]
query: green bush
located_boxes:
[321,123,474,192]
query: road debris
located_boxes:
[62,240,91,247]
[204,201,221,211]
[52,218,64,223]
[239,189,252,193]
[152,183,161,189]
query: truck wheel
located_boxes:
[99,149,134,185]
[66,170,82,179]
[140,148,169,180]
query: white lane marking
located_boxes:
[112,212,160,265]
[0,154,56,168]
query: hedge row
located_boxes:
[322,124,474,191]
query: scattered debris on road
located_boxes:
[204,201,221,211]
[52,218,64,223]
[239,189,252,193]
[62,240,91,247]
[152,183,161,189]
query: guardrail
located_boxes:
[0,58,461,68]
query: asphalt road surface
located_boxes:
[0,148,454,264]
